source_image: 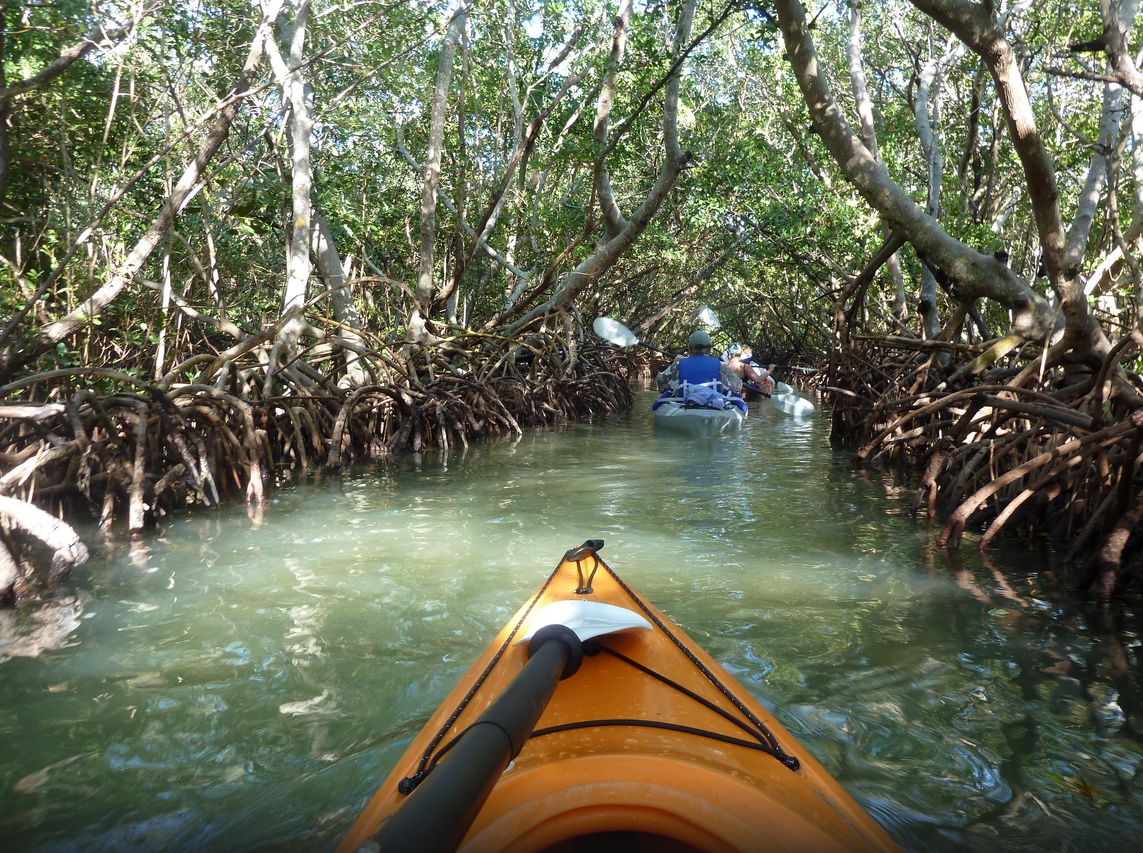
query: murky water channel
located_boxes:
[2,390,1142,851]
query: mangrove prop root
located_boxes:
[0,340,635,599]
[831,335,1143,596]
[0,495,90,590]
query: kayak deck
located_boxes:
[652,400,745,436]
[339,543,897,852]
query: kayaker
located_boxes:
[655,330,742,397]
[725,342,775,394]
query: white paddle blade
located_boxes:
[519,600,652,644]
[771,393,815,417]
[775,380,796,395]
[592,316,640,347]
[696,305,721,329]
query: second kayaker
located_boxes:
[655,330,743,406]
[724,342,775,395]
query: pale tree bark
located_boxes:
[451,14,592,309]
[1097,0,1143,97]
[977,96,1003,220]
[847,1,908,324]
[1066,0,1139,270]
[593,0,633,240]
[1065,77,1126,268]
[912,35,963,341]
[264,0,314,396]
[313,213,371,386]
[773,0,1054,339]
[504,0,698,336]
[154,226,173,379]
[0,496,89,582]
[443,18,471,325]
[478,0,522,252]
[957,61,986,215]
[1085,42,1143,300]
[499,15,599,308]
[395,130,531,286]
[1,4,11,208]
[906,0,1108,358]
[0,0,286,381]
[1109,12,1143,324]
[499,77,600,310]
[1130,86,1143,313]
[1069,0,1143,299]
[408,5,467,345]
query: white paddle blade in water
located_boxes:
[769,380,815,415]
[519,600,651,644]
[592,316,639,347]
[771,393,815,417]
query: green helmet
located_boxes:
[688,330,712,350]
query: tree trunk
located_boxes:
[409,7,467,345]
[1064,46,1131,266]
[593,0,633,241]
[957,61,986,216]
[0,0,286,381]
[0,4,9,206]
[773,0,1055,339]
[846,1,907,324]
[313,213,370,386]
[906,0,1107,359]
[1100,0,1143,98]
[264,0,314,396]
[914,43,953,341]
[505,0,697,335]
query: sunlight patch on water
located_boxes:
[2,392,1142,851]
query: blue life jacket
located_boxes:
[677,354,723,387]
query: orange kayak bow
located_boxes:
[339,540,899,852]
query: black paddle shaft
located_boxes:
[368,625,583,851]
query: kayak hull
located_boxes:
[652,400,745,436]
[339,545,898,853]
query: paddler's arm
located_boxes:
[719,363,743,394]
[744,363,774,394]
[655,360,681,391]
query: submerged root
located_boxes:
[831,336,1143,599]
[0,495,90,598]
[0,336,635,600]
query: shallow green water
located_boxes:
[2,390,1142,851]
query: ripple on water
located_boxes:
[4,397,1143,852]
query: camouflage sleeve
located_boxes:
[655,362,680,391]
[720,364,743,393]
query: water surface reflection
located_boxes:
[1,390,1141,851]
